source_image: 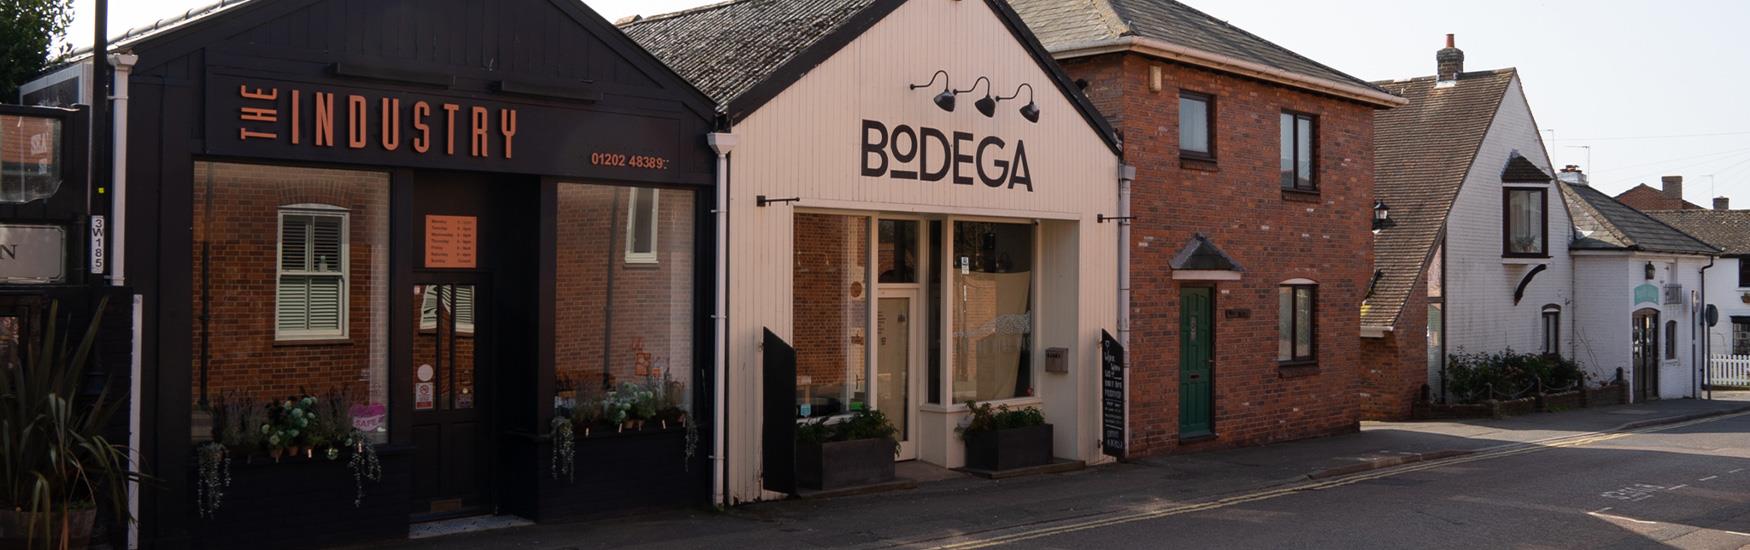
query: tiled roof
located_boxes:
[1363,69,1517,328]
[1170,233,1244,272]
[1614,184,1704,211]
[1502,153,1552,183]
[1561,183,1718,256]
[620,0,886,110]
[1646,209,1750,256]
[1009,0,1383,94]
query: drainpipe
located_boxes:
[705,131,736,508]
[107,51,142,550]
[1116,163,1134,455]
[1701,257,1715,399]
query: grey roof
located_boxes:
[59,0,254,62]
[1008,0,1384,94]
[1363,69,1517,328]
[1169,233,1243,272]
[1646,209,1750,256]
[621,0,884,109]
[1502,153,1552,183]
[1561,183,1719,256]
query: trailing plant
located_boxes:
[958,401,1046,439]
[683,410,699,471]
[194,442,229,518]
[0,298,143,548]
[1445,349,1587,404]
[793,409,900,456]
[345,429,381,508]
[550,416,575,482]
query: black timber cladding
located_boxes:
[76,0,720,546]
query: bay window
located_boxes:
[1504,188,1548,257]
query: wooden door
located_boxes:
[410,281,491,518]
[1179,287,1214,438]
[1633,310,1660,401]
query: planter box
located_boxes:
[963,424,1053,472]
[1584,384,1627,407]
[189,447,412,550]
[1488,397,1538,419]
[796,438,896,491]
[1539,390,1585,412]
[531,426,707,522]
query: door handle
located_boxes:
[1188,374,1203,380]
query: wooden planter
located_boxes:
[188,447,411,550]
[796,438,896,490]
[0,509,94,550]
[963,424,1053,472]
[532,426,707,522]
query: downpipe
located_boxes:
[706,132,737,508]
[1700,257,1714,400]
[1117,164,1134,455]
[109,52,143,550]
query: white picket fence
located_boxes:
[1711,355,1750,388]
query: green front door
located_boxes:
[1179,287,1213,437]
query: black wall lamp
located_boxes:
[956,76,996,118]
[1372,200,1393,230]
[1645,261,1656,280]
[997,83,1040,123]
[910,70,956,113]
[756,195,800,207]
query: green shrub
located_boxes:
[958,401,1047,439]
[794,409,900,456]
[1445,349,1586,404]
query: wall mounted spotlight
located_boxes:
[955,76,997,118]
[997,83,1039,123]
[909,70,956,112]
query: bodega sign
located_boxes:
[861,120,1032,192]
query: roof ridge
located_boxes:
[1091,0,1136,37]
[619,0,761,27]
[1120,0,1378,91]
[1370,67,1517,86]
[1562,183,1636,248]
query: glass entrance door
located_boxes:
[410,282,489,519]
[877,292,920,460]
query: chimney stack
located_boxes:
[1437,34,1465,81]
[1557,165,1588,186]
[1661,175,1684,201]
[1716,197,1731,210]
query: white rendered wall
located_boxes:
[1704,258,1748,355]
[1571,253,1708,399]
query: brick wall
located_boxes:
[1062,54,1374,455]
[191,162,389,410]
[554,184,696,400]
[792,213,868,413]
[1360,272,1429,419]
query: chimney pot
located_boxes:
[1716,197,1731,210]
[1661,175,1684,201]
[1437,34,1465,81]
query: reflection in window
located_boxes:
[1179,92,1212,159]
[554,183,694,426]
[1280,112,1315,191]
[952,221,1033,403]
[1278,284,1316,363]
[1505,188,1547,256]
[879,220,918,283]
[1733,318,1750,356]
[192,162,390,444]
[0,114,63,204]
[793,214,869,417]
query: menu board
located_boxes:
[1101,330,1126,459]
[424,215,477,269]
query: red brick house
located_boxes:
[1616,177,1704,211]
[1012,0,1404,455]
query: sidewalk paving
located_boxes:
[366,397,1750,550]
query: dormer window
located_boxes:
[1504,188,1548,258]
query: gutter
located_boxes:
[1046,36,1408,108]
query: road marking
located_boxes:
[1589,511,1660,525]
[1729,468,1743,474]
[1668,484,1688,490]
[1699,475,1719,481]
[921,410,1750,549]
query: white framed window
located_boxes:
[625,188,659,264]
[419,285,476,335]
[276,205,349,341]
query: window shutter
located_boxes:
[278,275,310,332]
[455,286,475,327]
[282,214,310,271]
[311,215,344,273]
[277,209,348,339]
[308,276,343,332]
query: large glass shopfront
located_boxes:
[791,213,1037,461]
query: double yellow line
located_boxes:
[923,411,1747,549]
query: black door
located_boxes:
[411,281,491,518]
[1633,309,1659,402]
[762,329,797,495]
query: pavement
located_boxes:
[365,396,1750,549]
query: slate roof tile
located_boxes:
[1645,209,1750,256]
[1560,183,1718,255]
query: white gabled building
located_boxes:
[1647,203,1750,389]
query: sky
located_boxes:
[59,0,1750,205]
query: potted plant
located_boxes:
[959,402,1053,472]
[0,299,142,550]
[795,409,898,491]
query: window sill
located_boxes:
[273,337,351,347]
[1281,189,1321,203]
[1179,157,1218,172]
[1278,362,1320,378]
[1502,256,1550,265]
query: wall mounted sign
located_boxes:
[0,225,66,284]
[204,72,695,181]
[860,120,1033,191]
[414,382,435,411]
[1633,283,1659,305]
[88,215,105,275]
[424,215,477,269]
[1100,330,1126,459]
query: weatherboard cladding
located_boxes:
[1647,209,1750,256]
[1363,69,1516,328]
[1560,183,1718,255]
[1009,0,1385,94]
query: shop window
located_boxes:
[554,184,695,429]
[1278,283,1316,364]
[193,162,390,445]
[420,285,475,335]
[277,207,349,340]
[1541,306,1560,355]
[625,188,659,264]
[1504,188,1548,257]
[878,219,918,284]
[1665,320,1677,360]
[793,213,870,417]
[1279,112,1316,192]
[951,221,1034,403]
[0,113,63,203]
[1179,92,1213,160]
[1733,317,1750,356]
